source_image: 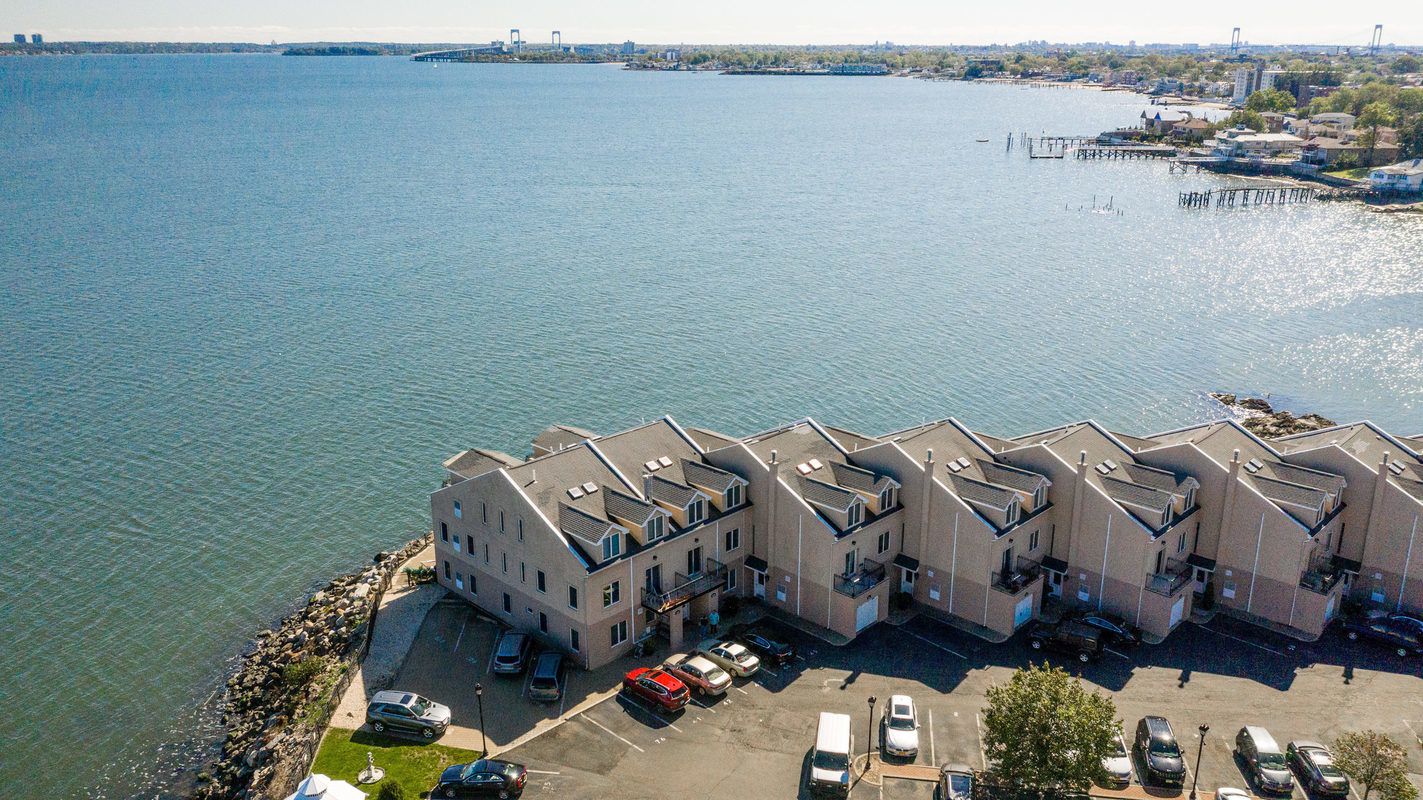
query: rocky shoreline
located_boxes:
[1209,392,1335,438]
[194,534,431,800]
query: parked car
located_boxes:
[433,758,528,798]
[939,764,974,800]
[1102,728,1133,788]
[697,639,761,677]
[1217,788,1251,800]
[1286,741,1350,798]
[809,711,854,797]
[366,690,451,739]
[1342,610,1423,657]
[527,652,566,703]
[881,694,920,758]
[1069,610,1142,648]
[1027,621,1104,663]
[731,625,797,666]
[662,653,732,696]
[622,667,690,713]
[1134,716,1187,787]
[1236,725,1294,795]
[492,631,533,675]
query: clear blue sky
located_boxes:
[7,0,1421,46]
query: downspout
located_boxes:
[1399,514,1419,613]
[1098,514,1111,612]
[918,449,934,562]
[1247,513,1265,612]
[796,515,803,617]
[766,450,780,563]
[1363,452,1389,554]
[949,512,960,614]
[1217,450,1242,562]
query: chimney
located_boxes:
[770,449,778,465]
[925,448,934,467]
[1229,449,1241,477]
[642,473,653,499]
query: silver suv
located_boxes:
[366,690,451,739]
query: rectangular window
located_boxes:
[687,546,703,576]
[469,573,477,595]
[466,534,474,553]
[775,584,787,602]
[1034,485,1046,509]
[569,586,579,609]
[1005,501,1020,526]
[499,510,505,532]
[1029,530,1040,552]
[481,502,487,524]
[455,572,464,590]
[686,498,705,525]
[502,553,508,574]
[484,543,490,564]
[1177,532,1186,554]
[725,569,738,592]
[520,562,526,583]
[847,503,862,528]
[724,527,741,552]
[647,515,664,541]
[844,550,856,576]
[539,612,548,633]
[602,533,622,561]
[611,620,628,646]
[453,500,462,520]
[453,534,461,553]
[570,629,580,652]
[725,484,742,509]
[440,522,449,542]
[537,570,547,593]
[518,519,524,541]
[929,585,941,602]
[502,593,511,613]
[877,531,890,554]
[879,487,895,510]
[603,581,621,607]
[443,560,450,580]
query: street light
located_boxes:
[1190,723,1210,800]
[475,682,488,756]
[864,695,878,783]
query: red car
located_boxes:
[622,667,689,713]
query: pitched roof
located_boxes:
[1101,476,1174,516]
[797,475,859,513]
[603,488,658,526]
[948,473,1018,511]
[681,458,742,494]
[442,448,521,479]
[684,426,738,451]
[532,423,598,454]
[646,474,701,509]
[503,444,629,549]
[976,459,1048,492]
[558,503,615,546]
[589,417,700,489]
[829,460,894,495]
[1273,421,1422,467]
[1250,475,1327,514]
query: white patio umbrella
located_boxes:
[284,773,368,800]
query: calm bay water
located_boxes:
[1,55,1421,798]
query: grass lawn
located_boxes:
[1324,166,1371,180]
[311,728,481,798]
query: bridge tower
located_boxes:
[552,30,561,50]
[1230,27,1241,54]
[510,28,521,53]
[1370,25,1382,56]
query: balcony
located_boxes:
[1299,555,1344,595]
[991,556,1043,595]
[833,558,886,598]
[1145,558,1192,597]
[641,558,728,614]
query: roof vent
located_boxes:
[658,456,673,467]
[809,458,824,470]
[1389,461,1405,475]
[1245,458,1264,473]
[582,482,598,494]
[644,460,660,472]
[948,461,963,473]
[568,487,585,499]
[796,463,813,475]
[1095,464,1111,475]
[1103,459,1119,471]
[956,457,970,469]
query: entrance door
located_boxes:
[1194,568,1210,594]
[900,569,916,594]
[1048,572,1063,599]
[856,595,879,632]
[844,549,857,576]
[753,571,766,599]
[1013,595,1034,629]
[645,565,663,594]
[1169,596,1186,628]
[687,547,703,577]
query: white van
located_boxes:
[808,711,853,797]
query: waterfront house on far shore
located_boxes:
[1300,136,1401,168]
[1172,117,1213,142]
[1367,158,1423,192]
[1210,127,1304,159]
[1141,108,1192,135]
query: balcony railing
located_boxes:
[833,558,886,598]
[1299,555,1344,595]
[641,558,728,613]
[1145,558,1192,597]
[991,556,1043,595]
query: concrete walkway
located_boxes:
[328,544,445,731]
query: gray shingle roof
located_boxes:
[558,503,614,546]
[1101,476,1174,515]
[1396,478,1423,503]
[948,473,1017,510]
[681,458,741,494]
[1121,463,1186,494]
[533,423,597,454]
[442,448,521,478]
[830,461,892,494]
[604,489,657,526]
[798,475,858,512]
[977,459,1047,493]
[647,475,700,509]
[1271,462,1346,495]
[1250,475,1327,511]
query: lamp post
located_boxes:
[1190,723,1210,800]
[475,683,488,756]
[864,695,878,783]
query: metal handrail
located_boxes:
[641,558,728,612]
[833,558,886,598]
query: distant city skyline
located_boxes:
[6,0,1422,46]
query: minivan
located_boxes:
[1134,716,1186,786]
[528,652,566,703]
[1236,726,1294,794]
[808,711,853,797]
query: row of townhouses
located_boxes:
[430,415,1423,669]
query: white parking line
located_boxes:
[1106,647,1131,659]
[975,712,987,769]
[583,715,645,753]
[525,770,561,775]
[760,665,780,677]
[1202,625,1289,657]
[735,686,750,695]
[928,708,936,764]
[453,612,470,653]
[904,629,967,659]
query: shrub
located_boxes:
[375,782,408,800]
[280,655,330,689]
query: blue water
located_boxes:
[1,55,1421,798]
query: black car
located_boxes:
[1286,741,1350,798]
[1027,621,1103,663]
[434,758,528,799]
[1069,610,1141,648]
[1134,716,1187,787]
[732,626,796,666]
[1342,610,1423,657]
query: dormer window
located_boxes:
[687,498,706,525]
[646,515,665,541]
[1005,500,1020,526]
[725,484,742,509]
[879,486,896,511]
[1033,485,1046,509]
[1183,486,1197,509]
[601,533,622,561]
[1161,507,1171,527]
[847,502,863,528]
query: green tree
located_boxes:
[1358,102,1399,167]
[1391,55,1421,74]
[981,664,1119,791]
[375,782,408,800]
[1332,731,1419,800]
[1246,88,1299,113]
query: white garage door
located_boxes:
[856,595,879,632]
[1169,596,1186,628]
[1014,595,1034,629]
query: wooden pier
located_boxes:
[1178,185,1318,208]
[1075,145,1177,160]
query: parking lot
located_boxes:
[381,599,1423,800]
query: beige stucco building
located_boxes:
[431,414,1423,669]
